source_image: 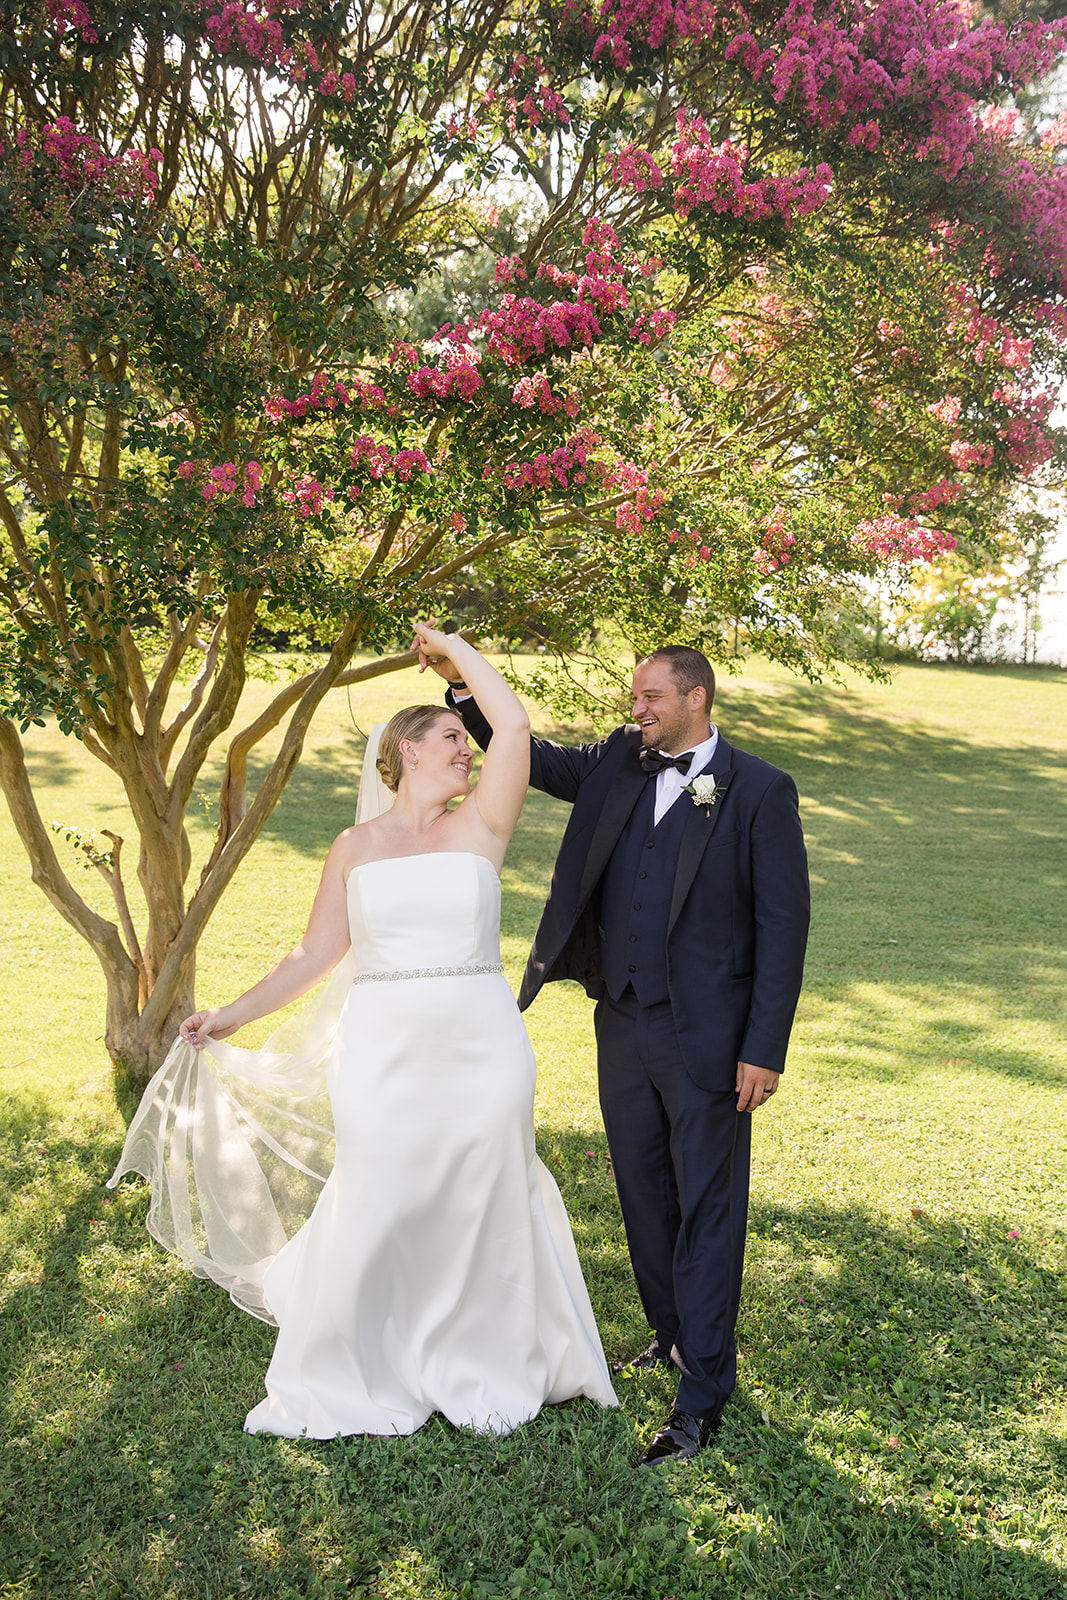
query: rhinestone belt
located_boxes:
[352,962,504,985]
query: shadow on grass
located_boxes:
[2,1117,1065,1597]
[18,743,82,792]
[0,1116,679,1599]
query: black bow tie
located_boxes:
[639,748,694,777]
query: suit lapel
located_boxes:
[668,742,737,933]
[577,744,647,908]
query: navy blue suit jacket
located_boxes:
[451,694,810,1093]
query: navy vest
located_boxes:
[598,777,692,1005]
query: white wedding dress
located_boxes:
[110,849,616,1439]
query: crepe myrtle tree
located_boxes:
[2,0,1067,1093]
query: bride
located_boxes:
[109,625,616,1438]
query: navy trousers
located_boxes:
[594,989,751,1420]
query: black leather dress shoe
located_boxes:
[611,1343,674,1375]
[637,1408,720,1466]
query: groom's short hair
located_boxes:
[640,646,716,710]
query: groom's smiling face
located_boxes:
[630,660,710,755]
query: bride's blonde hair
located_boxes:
[375,705,455,793]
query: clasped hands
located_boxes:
[410,622,466,683]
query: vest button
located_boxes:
[627,964,636,974]
[645,840,655,848]
[628,934,637,943]
[638,871,647,880]
[633,902,641,911]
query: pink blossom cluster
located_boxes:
[616,483,666,534]
[501,50,570,126]
[480,295,603,365]
[201,1,287,65]
[407,363,484,402]
[197,0,356,100]
[947,439,993,470]
[753,505,796,573]
[1041,111,1067,151]
[980,106,1019,141]
[628,308,677,345]
[180,458,263,508]
[46,0,97,41]
[487,229,659,357]
[202,462,238,502]
[510,84,570,129]
[947,289,1037,377]
[605,144,665,194]
[494,255,528,286]
[723,0,1067,183]
[511,374,564,413]
[582,216,622,272]
[497,431,599,493]
[533,258,628,315]
[243,460,264,506]
[995,383,1056,423]
[846,119,882,151]
[908,479,961,512]
[1033,302,1067,345]
[606,460,654,494]
[996,400,1056,471]
[282,474,333,516]
[852,515,956,563]
[264,373,388,424]
[926,395,961,425]
[318,70,359,102]
[349,436,432,482]
[579,0,719,71]
[16,120,161,199]
[443,114,482,140]
[671,114,833,225]
[1000,335,1033,372]
[604,460,666,534]
[991,154,1067,278]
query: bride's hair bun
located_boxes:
[375,705,453,792]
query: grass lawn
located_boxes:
[1,658,1065,1599]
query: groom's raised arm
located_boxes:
[445,686,612,804]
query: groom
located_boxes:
[439,645,809,1463]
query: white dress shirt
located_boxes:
[653,728,719,825]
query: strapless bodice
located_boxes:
[346,853,502,975]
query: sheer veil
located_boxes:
[107,723,395,1323]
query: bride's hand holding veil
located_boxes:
[180,1005,235,1049]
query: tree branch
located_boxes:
[0,716,135,980]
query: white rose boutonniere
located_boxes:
[684,773,726,814]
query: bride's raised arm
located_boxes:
[412,624,530,845]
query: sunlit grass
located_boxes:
[1,657,1065,1597]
